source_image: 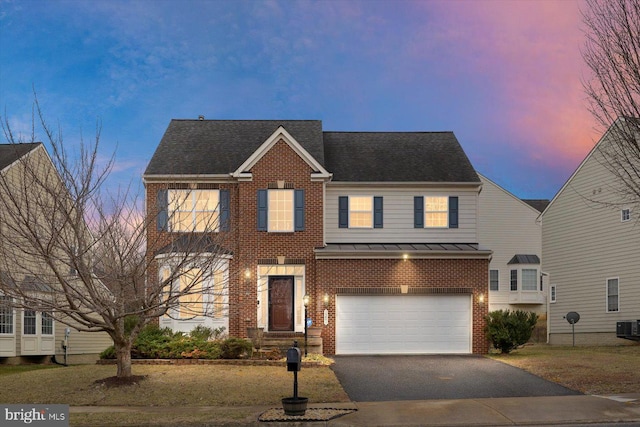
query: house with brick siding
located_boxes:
[144,120,492,355]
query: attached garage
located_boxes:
[336,294,471,354]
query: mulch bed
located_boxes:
[93,375,147,388]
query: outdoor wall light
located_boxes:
[478,293,485,304]
[244,268,251,279]
[403,253,409,261]
[322,292,330,306]
[303,294,310,307]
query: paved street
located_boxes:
[331,355,580,401]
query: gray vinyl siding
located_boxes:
[543,142,640,338]
[477,175,544,314]
[54,317,113,357]
[325,185,478,244]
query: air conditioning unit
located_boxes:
[616,320,640,341]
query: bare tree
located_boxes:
[582,0,640,209]
[0,100,235,378]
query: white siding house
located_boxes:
[477,174,546,314]
[542,124,640,345]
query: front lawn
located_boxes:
[489,344,640,394]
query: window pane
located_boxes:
[268,190,293,232]
[349,196,373,228]
[425,197,448,228]
[522,269,538,291]
[179,268,203,318]
[489,270,499,291]
[169,189,220,232]
[350,212,373,227]
[350,196,372,211]
[41,312,53,335]
[510,270,518,291]
[24,310,36,335]
[607,278,619,312]
[0,296,13,334]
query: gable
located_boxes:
[144,120,325,177]
[0,143,42,172]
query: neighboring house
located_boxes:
[0,143,112,364]
[144,119,492,355]
[477,174,547,315]
[542,122,640,345]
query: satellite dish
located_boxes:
[565,311,580,325]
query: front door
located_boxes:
[268,276,294,331]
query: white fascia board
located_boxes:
[143,174,235,184]
[231,126,331,179]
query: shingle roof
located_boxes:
[522,199,550,213]
[145,122,480,183]
[507,254,540,264]
[0,143,41,171]
[323,132,479,182]
[144,120,324,176]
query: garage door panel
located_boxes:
[336,295,471,354]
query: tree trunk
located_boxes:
[115,340,133,378]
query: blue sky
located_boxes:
[0,0,599,199]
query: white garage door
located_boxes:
[336,295,471,354]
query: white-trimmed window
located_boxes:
[179,268,204,318]
[169,189,220,232]
[349,196,373,228]
[550,284,557,303]
[621,208,631,222]
[0,295,14,334]
[23,310,37,335]
[425,196,448,228]
[510,270,518,291]
[606,277,619,312]
[522,269,538,291]
[41,312,53,335]
[268,189,294,232]
[489,270,499,291]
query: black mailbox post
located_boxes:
[287,345,301,372]
[282,341,308,416]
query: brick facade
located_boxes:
[145,130,490,355]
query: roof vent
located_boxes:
[198,115,204,120]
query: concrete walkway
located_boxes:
[71,394,640,426]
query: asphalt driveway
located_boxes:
[331,355,580,401]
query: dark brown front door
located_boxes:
[269,276,294,331]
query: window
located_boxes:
[425,197,448,227]
[41,312,53,335]
[550,284,557,303]
[169,189,220,232]
[414,196,458,228]
[510,270,518,291]
[622,208,631,222]
[489,270,499,291]
[268,190,294,232]
[349,196,373,228]
[258,189,304,232]
[338,196,383,229]
[0,295,13,334]
[179,268,204,318]
[23,310,36,335]
[607,277,619,312]
[522,269,538,291]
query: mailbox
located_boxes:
[286,345,302,372]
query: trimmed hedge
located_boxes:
[485,309,539,354]
[100,325,252,360]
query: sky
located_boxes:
[0,0,603,200]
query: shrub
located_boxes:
[189,325,226,341]
[100,345,116,359]
[219,338,253,359]
[485,309,539,354]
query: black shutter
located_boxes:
[257,189,267,231]
[157,189,168,231]
[373,196,383,228]
[449,196,459,229]
[338,196,348,228]
[414,196,424,228]
[294,189,305,231]
[220,190,230,231]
